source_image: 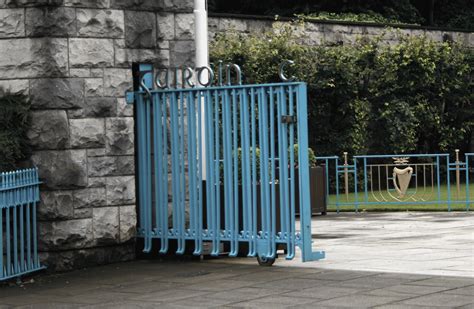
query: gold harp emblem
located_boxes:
[392,157,412,198]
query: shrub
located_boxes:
[210,25,473,156]
[0,91,31,172]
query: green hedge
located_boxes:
[0,91,31,172]
[210,26,473,156]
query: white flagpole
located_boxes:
[194,0,209,180]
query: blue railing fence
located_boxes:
[315,152,473,212]
[0,168,44,281]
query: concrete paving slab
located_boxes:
[397,293,474,307]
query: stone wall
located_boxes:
[0,0,194,271]
[208,15,474,47]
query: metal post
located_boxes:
[344,152,349,201]
[455,149,461,198]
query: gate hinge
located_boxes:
[281,115,297,124]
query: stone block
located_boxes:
[0,79,29,94]
[106,176,135,205]
[27,110,70,149]
[25,7,76,37]
[88,155,135,177]
[124,10,156,48]
[119,205,136,243]
[175,13,194,40]
[39,244,135,272]
[105,117,134,155]
[4,0,63,7]
[68,97,117,118]
[30,78,84,109]
[111,0,163,10]
[70,118,105,148]
[115,47,170,67]
[69,68,91,77]
[0,9,24,38]
[88,176,107,188]
[218,18,246,32]
[91,68,104,77]
[74,207,92,219]
[103,68,132,97]
[63,0,110,8]
[39,219,93,250]
[163,0,193,12]
[87,148,106,157]
[93,207,119,245]
[117,97,133,117]
[38,190,74,220]
[31,150,88,189]
[85,78,103,96]
[170,40,194,66]
[157,12,174,40]
[69,38,114,67]
[0,38,68,79]
[77,9,124,38]
[74,187,107,208]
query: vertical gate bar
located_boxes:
[240,88,252,254]
[335,159,340,213]
[13,193,18,274]
[223,88,232,243]
[296,83,314,262]
[354,158,359,212]
[212,89,221,255]
[178,91,186,254]
[195,90,204,255]
[455,149,461,199]
[160,93,169,254]
[364,158,368,203]
[276,87,285,236]
[20,203,24,272]
[188,91,199,254]
[145,94,153,252]
[204,88,217,255]
[137,93,150,252]
[250,88,257,256]
[26,198,31,269]
[446,155,451,211]
[6,203,10,275]
[170,92,180,251]
[436,156,441,205]
[0,207,3,277]
[259,86,271,257]
[288,85,296,259]
[33,169,39,267]
[466,154,470,211]
[269,87,276,257]
[156,94,165,242]
[230,88,239,257]
[325,159,330,206]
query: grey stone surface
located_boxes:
[124,10,156,48]
[27,110,69,149]
[119,205,136,243]
[106,176,135,205]
[103,68,131,96]
[84,78,103,97]
[77,9,124,38]
[74,187,107,209]
[157,12,174,40]
[93,207,120,245]
[68,97,117,118]
[0,38,68,79]
[25,7,76,37]
[69,38,114,67]
[105,117,134,155]
[30,78,84,109]
[115,46,170,67]
[88,155,135,177]
[174,13,194,40]
[117,97,133,117]
[63,0,110,8]
[39,190,75,220]
[0,79,29,94]
[69,68,91,77]
[0,8,24,38]
[163,0,193,12]
[170,40,194,66]
[31,150,88,189]
[111,0,163,10]
[70,118,105,148]
[39,218,94,250]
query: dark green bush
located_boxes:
[0,91,31,172]
[210,26,473,156]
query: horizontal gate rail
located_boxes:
[128,64,324,263]
[0,168,44,281]
[316,152,473,212]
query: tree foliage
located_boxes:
[210,26,474,156]
[0,91,31,172]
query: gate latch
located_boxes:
[281,115,297,124]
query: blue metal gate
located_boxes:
[0,168,44,281]
[127,64,324,263]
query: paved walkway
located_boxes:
[0,211,472,308]
[0,260,473,308]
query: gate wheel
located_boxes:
[257,255,276,266]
